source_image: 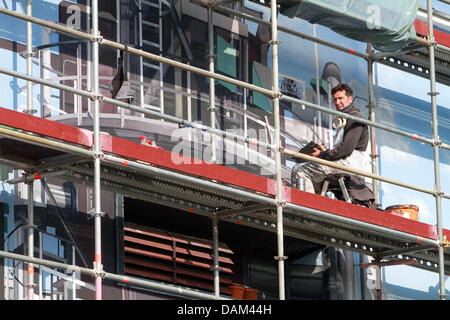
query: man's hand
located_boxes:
[309,144,325,157]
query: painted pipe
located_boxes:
[270,0,286,301]
[0,250,229,300]
[91,0,103,301]
[426,0,446,301]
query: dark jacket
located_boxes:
[319,103,369,161]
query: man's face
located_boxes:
[333,90,353,111]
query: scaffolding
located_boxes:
[0,0,449,300]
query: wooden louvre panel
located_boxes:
[124,222,235,296]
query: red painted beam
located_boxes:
[289,187,440,241]
[0,107,93,147]
[414,19,450,48]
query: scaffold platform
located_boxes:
[1,106,449,276]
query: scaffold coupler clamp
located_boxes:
[428,40,438,48]
[23,223,37,230]
[210,265,222,272]
[274,255,287,261]
[93,261,106,279]
[432,138,442,148]
[88,208,106,218]
[205,53,217,60]
[438,291,448,300]
[276,200,287,208]
[89,92,105,102]
[427,89,440,96]
[207,105,219,112]
[92,30,104,45]
[92,149,105,161]
[269,39,281,46]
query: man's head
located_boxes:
[331,83,353,111]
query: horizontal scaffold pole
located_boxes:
[1,6,448,152]
[1,68,449,201]
[0,125,443,255]
[281,147,440,197]
[0,250,229,300]
[1,60,447,156]
[0,6,272,97]
[0,65,275,151]
[0,126,94,158]
[101,153,442,245]
[210,4,370,59]
[281,95,450,151]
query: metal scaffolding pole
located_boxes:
[2,6,450,152]
[0,124,445,297]
[212,214,220,296]
[281,148,441,197]
[426,0,446,301]
[91,0,103,300]
[0,85,448,197]
[0,118,440,247]
[270,0,286,300]
[366,44,379,206]
[24,0,35,301]
[212,5,368,59]
[208,3,217,163]
[25,0,34,115]
[26,179,34,300]
[4,59,450,157]
[0,250,228,300]
[0,1,449,300]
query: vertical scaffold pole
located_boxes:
[366,44,379,205]
[91,0,103,300]
[270,0,286,300]
[212,214,220,296]
[208,3,217,163]
[426,0,446,301]
[25,0,35,300]
[87,0,92,115]
[26,0,33,115]
[26,180,34,300]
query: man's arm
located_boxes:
[318,123,364,161]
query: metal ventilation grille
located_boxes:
[124,222,235,296]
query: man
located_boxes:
[291,83,372,195]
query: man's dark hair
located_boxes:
[331,83,353,97]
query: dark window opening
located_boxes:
[121,197,327,299]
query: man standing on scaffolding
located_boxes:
[291,83,372,198]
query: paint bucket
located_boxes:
[385,204,419,221]
[228,285,245,299]
[243,288,259,300]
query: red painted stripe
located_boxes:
[289,187,439,240]
[0,107,93,147]
[414,20,450,48]
[104,134,274,196]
